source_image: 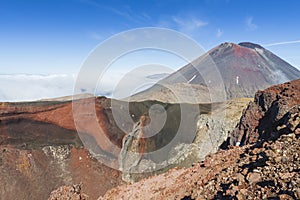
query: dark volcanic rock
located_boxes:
[229,79,300,146]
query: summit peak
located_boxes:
[238,42,264,50]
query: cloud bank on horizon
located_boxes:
[0,71,170,102]
[0,74,76,102]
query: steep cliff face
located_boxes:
[0,98,124,151]
[0,97,134,158]
[116,99,249,183]
[229,79,300,146]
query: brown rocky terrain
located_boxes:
[7,70,298,200]
[0,145,123,200]
[0,98,126,199]
[48,184,89,200]
[100,131,300,200]
[0,95,249,199]
[0,98,126,155]
[98,79,300,200]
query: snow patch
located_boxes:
[188,75,197,83]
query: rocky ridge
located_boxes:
[99,132,300,200]
[229,78,300,146]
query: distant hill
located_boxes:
[130,42,300,103]
[40,93,94,101]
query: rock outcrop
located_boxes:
[229,79,300,146]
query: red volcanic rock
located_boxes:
[0,98,127,199]
[0,146,123,200]
[48,184,89,200]
[0,97,126,157]
[229,79,300,146]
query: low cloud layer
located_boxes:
[0,74,76,102]
[0,72,169,102]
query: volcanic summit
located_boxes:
[130,42,300,102]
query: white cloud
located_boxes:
[156,20,173,29]
[81,0,151,24]
[216,28,223,37]
[95,69,171,99]
[0,71,170,102]
[172,16,208,35]
[87,31,104,40]
[245,17,257,31]
[0,74,76,102]
[264,40,300,47]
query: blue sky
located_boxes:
[1,0,300,101]
[1,0,300,74]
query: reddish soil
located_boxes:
[0,97,126,156]
[0,97,126,199]
[0,146,123,200]
[232,43,256,58]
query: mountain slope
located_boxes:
[130,42,300,102]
